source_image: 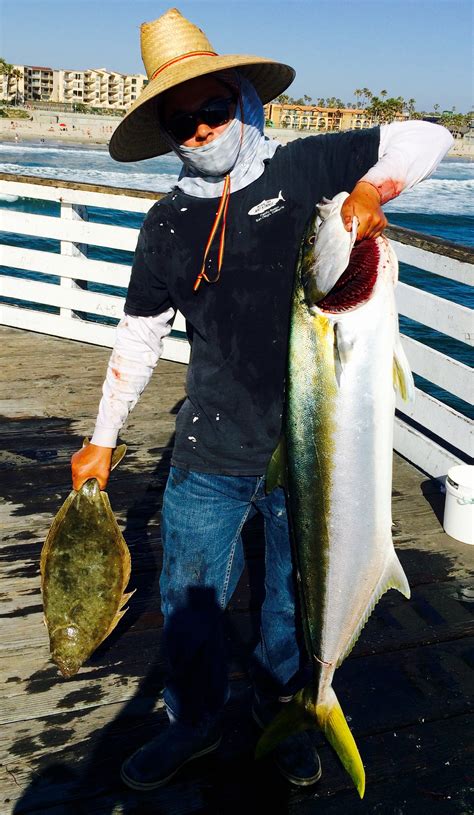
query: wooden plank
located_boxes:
[0,327,473,815]
[1,650,472,813]
[396,387,473,456]
[401,334,473,403]
[0,276,125,320]
[0,306,190,362]
[396,282,473,346]
[394,419,464,480]
[0,210,139,252]
[59,201,89,320]
[0,245,131,289]
[390,238,473,285]
[0,172,164,210]
[387,223,474,266]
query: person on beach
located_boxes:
[71,8,453,792]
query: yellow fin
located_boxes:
[255,689,312,758]
[317,688,365,798]
[265,436,287,494]
[393,335,414,402]
[256,686,365,798]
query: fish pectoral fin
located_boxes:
[393,334,414,402]
[255,689,313,758]
[317,687,365,799]
[265,436,288,494]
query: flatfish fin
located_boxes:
[336,552,410,668]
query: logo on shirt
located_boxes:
[248,190,285,221]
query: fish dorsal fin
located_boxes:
[336,552,410,668]
[393,334,415,403]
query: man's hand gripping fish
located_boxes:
[41,442,134,678]
[257,192,414,797]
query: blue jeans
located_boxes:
[160,467,306,725]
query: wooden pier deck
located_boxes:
[1,325,473,815]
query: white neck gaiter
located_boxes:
[162,72,280,198]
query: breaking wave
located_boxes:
[0,162,179,194]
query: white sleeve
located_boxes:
[359,121,454,203]
[91,307,175,447]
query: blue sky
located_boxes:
[1,0,472,112]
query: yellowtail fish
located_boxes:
[257,192,414,797]
[41,441,134,677]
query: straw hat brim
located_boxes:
[109,55,295,162]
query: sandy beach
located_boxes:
[1,110,473,157]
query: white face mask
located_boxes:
[174,111,243,177]
[162,72,280,197]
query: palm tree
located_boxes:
[380,89,388,100]
[354,88,362,109]
[1,60,15,102]
[407,98,416,117]
[361,88,372,108]
[11,68,22,105]
[303,94,312,105]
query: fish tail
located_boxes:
[316,686,365,798]
[255,685,365,798]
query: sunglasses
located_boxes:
[165,95,236,142]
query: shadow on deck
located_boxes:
[1,327,473,815]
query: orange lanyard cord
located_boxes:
[193,173,231,291]
[193,85,244,293]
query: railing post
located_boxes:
[60,201,88,319]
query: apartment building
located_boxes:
[264,103,375,132]
[0,64,147,109]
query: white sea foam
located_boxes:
[0,143,109,159]
[1,143,472,215]
[0,162,179,193]
[0,193,19,202]
[385,178,474,216]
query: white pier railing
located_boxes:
[0,173,472,480]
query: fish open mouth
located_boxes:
[316,239,380,313]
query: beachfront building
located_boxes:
[0,63,146,109]
[264,102,408,131]
[54,68,147,109]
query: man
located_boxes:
[72,8,452,792]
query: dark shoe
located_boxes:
[120,720,222,791]
[253,700,322,787]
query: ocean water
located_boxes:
[0,140,472,419]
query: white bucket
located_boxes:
[443,464,474,545]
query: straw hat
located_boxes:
[109,7,295,162]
